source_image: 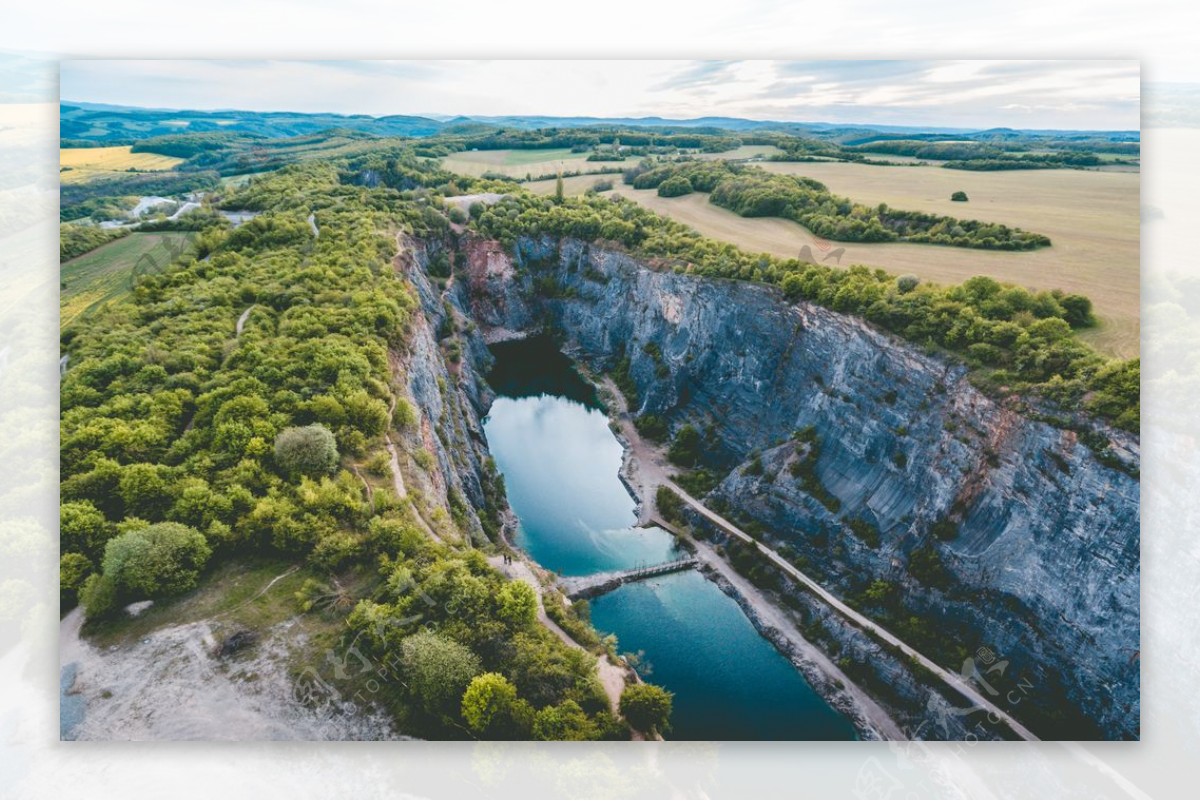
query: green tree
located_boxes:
[495,580,537,629]
[60,552,94,609]
[619,683,673,736]
[461,672,530,736]
[274,424,339,476]
[399,630,482,716]
[80,572,118,619]
[1059,293,1096,328]
[532,699,598,740]
[951,190,969,202]
[667,424,703,468]
[657,175,694,198]
[101,521,212,599]
[60,500,112,556]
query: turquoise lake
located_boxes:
[482,337,855,740]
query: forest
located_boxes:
[59,160,667,740]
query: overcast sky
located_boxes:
[60,60,1140,130]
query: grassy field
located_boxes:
[696,145,782,161]
[594,162,1138,359]
[443,144,783,180]
[61,232,191,329]
[441,148,604,179]
[59,145,185,184]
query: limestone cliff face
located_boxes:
[456,233,1140,739]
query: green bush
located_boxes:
[60,552,94,609]
[619,683,673,735]
[274,424,339,476]
[657,175,694,198]
[101,521,213,599]
[80,572,119,619]
[667,424,702,467]
[951,191,969,202]
[400,630,482,716]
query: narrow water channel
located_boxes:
[483,337,855,740]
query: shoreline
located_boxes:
[591,371,905,741]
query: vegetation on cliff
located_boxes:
[59,161,648,740]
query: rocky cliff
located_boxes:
[450,233,1140,740]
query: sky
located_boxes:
[60,60,1140,131]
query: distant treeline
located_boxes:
[622,161,1052,250]
[60,170,221,222]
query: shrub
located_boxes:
[274,424,339,476]
[667,424,703,467]
[101,521,213,599]
[532,699,597,741]
[461,672,530,736]
[60,552,94,609]
[634,413,668,442]
[80,573,119,619]
[657,175,694,198]
[619,683,673,735]
[400,630,482,716]
[447,206,467,224]
[951,190,969,202]
[896,274,920,293]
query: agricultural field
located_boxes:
[60,232,191,328]
[59,145,186,184]
[441,148,604,179]
[442,144,782,180]
[695,144,782,161]
[525,173,623,196]
[601,162,1138,358]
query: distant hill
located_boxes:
[60,101,1139,146]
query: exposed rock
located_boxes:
[447,232,1140,740]
[216,628,259,658]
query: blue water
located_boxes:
[483,337,855,740]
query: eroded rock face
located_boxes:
[454,234,1140,739]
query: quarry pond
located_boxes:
[482,337,855,740]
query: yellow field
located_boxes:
[591,163,1138,359]
[59,146,185,184]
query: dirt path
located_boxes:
[235,305,254,336]
[600,378,1039,742]
[485,549,631,720]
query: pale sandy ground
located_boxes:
[58,593,397,741]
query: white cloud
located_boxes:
[60,59,1140,130]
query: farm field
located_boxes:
[695,144,782,160]
[60,232,191,328]
[59,145,185,184]
[442,144,783,180]
[598,162,1138,358]
[441,148,607,179]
